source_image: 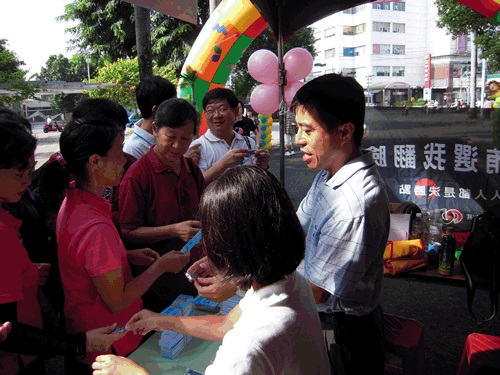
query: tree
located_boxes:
[0,39,38,105]
[37,54,90,114]
[434,0,500,72]
[231,27,316,100]
[89,57,178,109]
[60,0,210,74]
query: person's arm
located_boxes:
[92,250,190,314]
[121,220,201,245]
[0,302,123,358]
[307,280,331,304]
[126,305,242,342]
[202,148,251,185]
[93,354,150,375]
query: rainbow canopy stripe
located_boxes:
[456,0,500,21]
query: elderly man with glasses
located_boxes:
[190,88,270,185]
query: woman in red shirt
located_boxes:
[0,118,124,375]
[57,103,191,374]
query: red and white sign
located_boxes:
[424,54,432,89]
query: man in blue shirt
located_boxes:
[292,73,390,375]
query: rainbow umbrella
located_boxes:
[456,0,500,22]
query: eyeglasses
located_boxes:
[205,106,231,116]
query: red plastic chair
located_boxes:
[457,333,500,375]
[383,313,424,375]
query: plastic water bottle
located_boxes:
[427,209,443,264]
[438,227,456,276]
[410,213,424,240]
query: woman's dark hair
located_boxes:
[154,98,198,136]
[59,117,121,177]
[198,166,305,290]
[0,120,37,170]
[0,106,32,133]
[72,98,128,130]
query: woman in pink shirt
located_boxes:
[0,117,124,375]
[57,105,191,374]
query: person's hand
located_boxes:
[85,323,127,353]
[186,256,215,278]
[157,251,190,274]
[184,144,201,164]
[0,322,11,342]
[125,309,162,336]
[126,248,160,266]
[255,149,270,169]
[219,148,251,168]
[34,263,51,286]
[174,220,201,242]
[92,354,149,375]
[194,275,238,302]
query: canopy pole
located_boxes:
[276,0,286,185]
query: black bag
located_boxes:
[459,212,500,322]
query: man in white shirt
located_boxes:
[190,88,270,185]
[123,76,177,159]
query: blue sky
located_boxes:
[0,0,75,77]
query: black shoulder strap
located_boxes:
[243,136,252,150]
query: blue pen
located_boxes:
[180,229,202,254]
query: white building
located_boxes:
[309,0,474,106]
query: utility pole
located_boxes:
[366,75,373,105]
[470,31,477,117]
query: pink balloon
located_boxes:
[284,81,305,107]
[250,84,279,114]
[248,49,279,84]
[284,47,313,81]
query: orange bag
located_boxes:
[384,239,428,276]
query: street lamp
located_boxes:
[85,58,91,83]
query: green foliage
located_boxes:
[60,0,210,75]
[231,27,317,101]
[0,39,38,105]
[434,0,500,72]
[90,57,178,109]
[37,54,90,114]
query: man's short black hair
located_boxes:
[291,73,365,146]
[198,166,305,290]
[136,76,177,119]
[202,88,239,110]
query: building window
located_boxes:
[393,45,405,55]
[393,2,406,11]
[373,44,391,55]
[313,29,322,41]
[344,4,365,14]
[342,68,356,77]
[325,48,335,59]
[393,66,405,76]
[354,46,365,56]
[373,22,390,32]
[374,66,390,77]
[355,23,366,34]
[373,3,390,10]
[343,47,355,57]
[325,27,335,38]
[393,23,405,33]
[343,26,355,35]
